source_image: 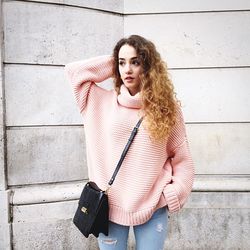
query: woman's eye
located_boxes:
[132,60,140,66]
[119,61,125,66]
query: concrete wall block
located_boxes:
[13,200,77,224]
[193,177,250,192]
[3,1,123,64]
[12,200,99,249]
[186,192,250,209]
[24,0,123,13]
[5,66,250,126]
[12,181,85,205]
[5,64,82,126]
[0,123,5,190]
[12,200,135,249]
[10,178,250,207]
[7,122,250,186]
[11,192,250,249]
[165,207,250,249]
[165,192,250,249]
[171,68,250,123]
[0,0,6,191]
[187,123,250,175]
[12,218,99,250]
[124,0,250,14]
[124,12,250,68]
[0,224,11,250]
[15,0,250,14]
[0,191,11,250]
[7,127,87,185]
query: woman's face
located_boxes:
[118,44,143,96]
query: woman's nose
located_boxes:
[124,63,132,73]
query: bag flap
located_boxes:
[78,182,107,215]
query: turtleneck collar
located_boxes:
[117,84,142,109]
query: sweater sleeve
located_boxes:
[163,107,195,213]
[65,55,113,113]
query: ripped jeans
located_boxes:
[98,207,168,250]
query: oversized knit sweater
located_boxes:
[65,55,194,226]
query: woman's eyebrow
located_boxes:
[119,57,138,60]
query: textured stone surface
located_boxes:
[7,127,87,185]
[165,208,250,250]
[124,0,250,13]
[0,0,5,192]
[170,68,250,123]
[3,1,123,64]
[0,191,11,250]
[186,123,250,175]
[12,181,85,205]
[8,179,250,211]
[12,219,99,250]
[11,192,250,250]
[24,0,123,13]
[193,177,250,192]
[5,64,82,126]
[6,123,250,186]
[5,66,250,126]
[166,192,250,249]
[12,200,99,249]
[124,12,250,68]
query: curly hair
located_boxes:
[112,35,179,141]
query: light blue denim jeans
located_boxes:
[98,207,168,250]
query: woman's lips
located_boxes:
[125,76,134,82]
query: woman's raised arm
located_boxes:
[65,55,113,113]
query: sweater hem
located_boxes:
[108,197,167,226]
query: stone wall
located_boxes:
[1,1,123,249]
[0,0,250,249]
[124,1,250,248]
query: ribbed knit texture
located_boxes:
[65,55,195,226]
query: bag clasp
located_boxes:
[81,206,88,214]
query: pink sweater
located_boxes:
[65,55,194,226]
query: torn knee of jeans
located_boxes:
[101,238,118,245]
[156,223,164,232]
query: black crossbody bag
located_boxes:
[73,118,143,238]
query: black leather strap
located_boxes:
[108,118,143,186]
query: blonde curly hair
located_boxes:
[112,35,179,141]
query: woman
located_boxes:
[65,35,194,250]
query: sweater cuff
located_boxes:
[163,185,181,213]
